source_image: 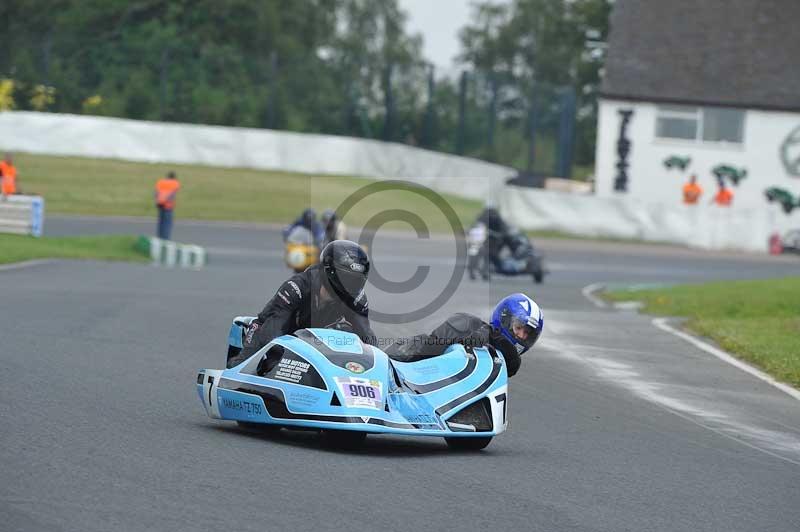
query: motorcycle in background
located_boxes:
[284,226,319,273]
[467,223,546,284]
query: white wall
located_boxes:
[595,99,800,208]
[0,111,514,201]
[500,185,800,253]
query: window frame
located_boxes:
[654,105,745,146]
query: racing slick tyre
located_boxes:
[321,429,367,449]
[237,421,281,434]
[467,255,479,281]
[528,256,544,284]
[445,436,492,451]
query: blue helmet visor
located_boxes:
[510,316,541,350]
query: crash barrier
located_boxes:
[0,195,44,237]
[0,111,512,201]
[544,177,593,194]
[136,236,206,268]
[500,186,800,253]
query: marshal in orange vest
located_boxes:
[713,186,733,206]
[155,173,181,210]
[0,156,18,195]
[682,177,703,205]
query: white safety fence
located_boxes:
[146,237,206,269]
[0,111,513,201]
[0,195,44,237]
[500,186,800,253]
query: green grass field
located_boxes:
[13,153,483,232]
[0,234,149,265]
[605,278,800,388]
[12,152,664,245]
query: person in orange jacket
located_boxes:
[682,174,702,205]
[0,153,18,196]
[154,171,181,239]
[711,180,733,207]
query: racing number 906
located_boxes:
[348,384,376,399]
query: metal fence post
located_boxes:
[382,63,395,142]
[556,86,576,178]
[487,73,498,161]
[456,71,468,155]
[527,87,538,173]
[421,64,436,148]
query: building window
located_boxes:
[656,106,699,140]
[655,105,744,144]
[702,108,744,142]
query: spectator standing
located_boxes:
[154,171,181,240]
[682,174,702,205]
[0,153,18,196]
[711,180,733,207]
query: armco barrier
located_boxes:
[138,236,206,268]
[0,195,44,237]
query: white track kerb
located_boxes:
[582,283,800,402]
[652,317,800,402]
[149,237,206,269]
[581,282,609,308]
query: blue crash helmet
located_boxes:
[491,293,544,354]
[301,208,317,226]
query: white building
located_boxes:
[594,0,800,208]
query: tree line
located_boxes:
[0,0,611,174]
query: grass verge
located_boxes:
[13,152,673,245]
[13,153,483,232]
[10,153,680,243]
[0,234,150,265]
[605,278,800,388]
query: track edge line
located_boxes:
[652,317,800,402]
[0,259,55,272]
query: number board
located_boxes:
[334,377,383,410]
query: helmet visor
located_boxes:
[510,317,540,350]
[335,268,368,299]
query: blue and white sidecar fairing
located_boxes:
[198,323,508,449]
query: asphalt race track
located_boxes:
[2,215,800,532]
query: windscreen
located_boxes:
[287,226,314,245]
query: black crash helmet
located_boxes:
[320,240,370,307]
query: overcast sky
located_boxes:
[399,0,507,72]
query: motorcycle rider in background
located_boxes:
[283,208,325,247]
[386,293,543,378]
[228,240,376,368]
[476,204,509,235]
[474,204,520,277]
[493,226,535,271]
[321,209,348,246]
